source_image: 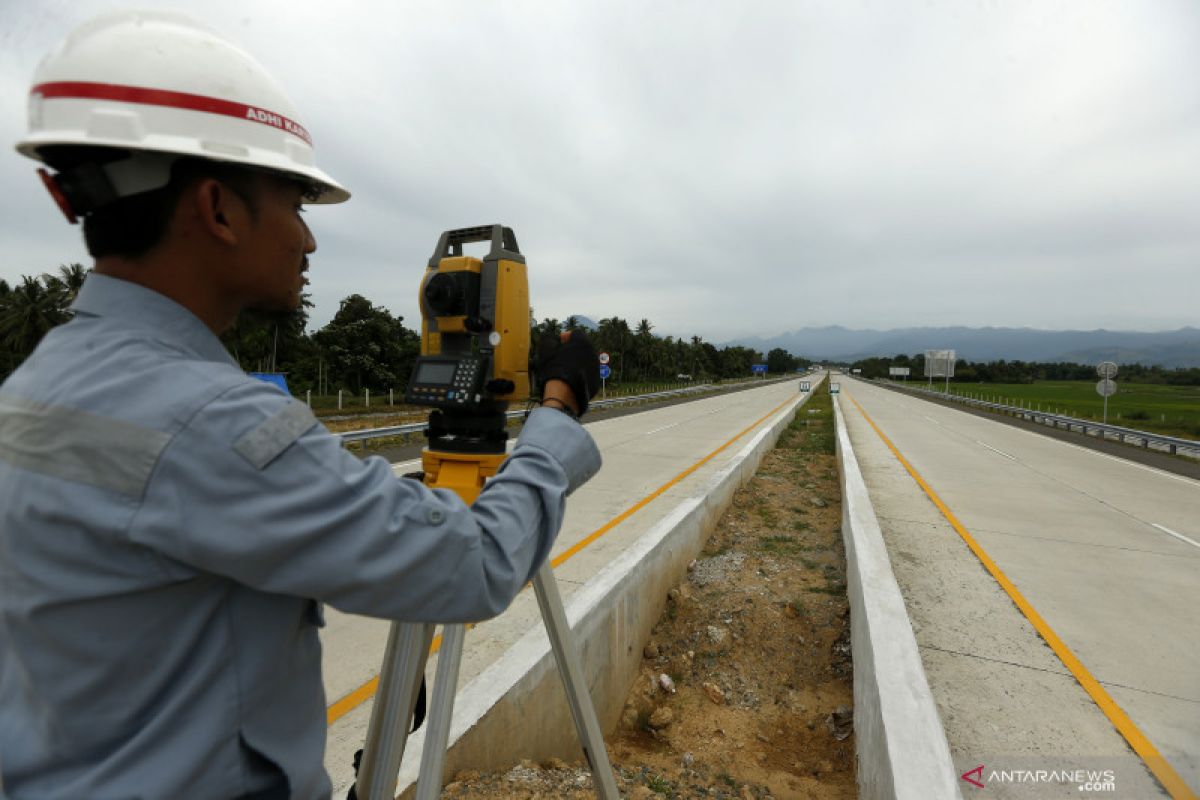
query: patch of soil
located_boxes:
[442,392,854,798]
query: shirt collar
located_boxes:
[71,273,238,367]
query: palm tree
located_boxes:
[43,263,88,309]
[0,275,70,362]
[529,317,563,368]
[634,318,654,381]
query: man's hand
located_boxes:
[536,330,601,417]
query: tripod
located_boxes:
[351,447,620,800]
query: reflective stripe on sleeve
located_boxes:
[233,402,318,470]
[0,395,170,497]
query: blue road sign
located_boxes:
[249,372,290,394]
[751,364,768,374]
[599,364,612,379]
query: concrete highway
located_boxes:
[318,375,820,796]
[838,376,1199,798]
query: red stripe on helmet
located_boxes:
[31,81,313,146]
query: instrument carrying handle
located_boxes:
[428,224,522,266]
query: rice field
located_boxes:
[927,380,1200,440]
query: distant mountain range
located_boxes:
[727,326,1200,368]
[566,315,599,330]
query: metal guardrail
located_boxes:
[869,378,1200,459]
[337,377,797,446]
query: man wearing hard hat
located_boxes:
[0,11,600,799]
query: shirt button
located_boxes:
[428,508,445,525]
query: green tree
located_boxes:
[766,347,800,374]
[633,318,655,381]
[716,344,757,378]
[312,294,419,394]
[221,295,315,377]
[529,316,565,378]
[42,263,88,309]
[0,278,12,380]
[0,274,71,368]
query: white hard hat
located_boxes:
[15,10,349,212]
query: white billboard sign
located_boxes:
[889,367,911,377]
[924,349,957,378]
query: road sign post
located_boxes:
[597,353,610,399]
[1096,361,1118,424]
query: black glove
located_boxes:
[536,330,601,417]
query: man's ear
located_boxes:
[189,178,248,246]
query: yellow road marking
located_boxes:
[846,391,1198,800]
[550,396,796,568]
[326,392,800,726]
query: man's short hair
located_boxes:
[40,147,263,260]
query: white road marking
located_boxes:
[1012,426,1200,487]
[645,421,684,435]
[390,459,422,476]
[975,440,1017,461]
[1151,523,1200,550]
[923,415,942,426]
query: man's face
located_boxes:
[235,174,317,313]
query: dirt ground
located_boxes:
[441,391,855,799]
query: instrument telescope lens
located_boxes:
[425,273,464,315]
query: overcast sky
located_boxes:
[2,0,1197,342]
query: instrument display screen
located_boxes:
[414,360,457,386]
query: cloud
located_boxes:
[3,0,1198,340]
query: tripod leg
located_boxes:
[355,621,435,800]
[414,623,468,800]
[532,564,620,800]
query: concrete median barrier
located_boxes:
[832,395,961,800]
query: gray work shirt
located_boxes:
[0,274,600,799]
